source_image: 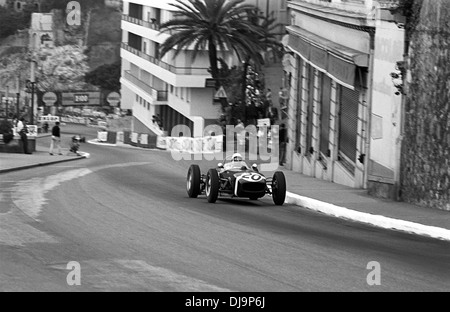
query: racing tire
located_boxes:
[272,171,286,206]
[187,165,201,198]
[206,169,220,203]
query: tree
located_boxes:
[85,61,121,91]
[159,0,265,81]
[0,6,31,39]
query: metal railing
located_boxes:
[123,71,168,102]
[122,14,160,31]
[121,43,210,76]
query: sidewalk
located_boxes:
[279,169,450,241]
[0,140,88,174]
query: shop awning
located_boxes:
[286,25,369,89]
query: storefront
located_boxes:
[285,23,371,188]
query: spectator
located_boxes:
[17,118,31,154]
[50,122,62,156]
[266,89,272,104]
[246,100,258,126]
[279,123,288,166]
[43,122,49,133]
[279,86,289,109]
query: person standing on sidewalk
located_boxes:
[50,122,63,156]
[17,118,31,154]
[279,123,288,166]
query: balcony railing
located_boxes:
[121,43,210,76]
[123,71,168,102]
[122,14,160,31]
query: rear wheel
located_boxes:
[272,171,286,206]
[206,169,220,203]
[187,165,201,198]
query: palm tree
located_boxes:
[159,0,265,82]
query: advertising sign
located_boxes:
[62,92,101,106]
[38,115,60,123]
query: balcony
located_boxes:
[122,14,161,31]
[121,43,210,76]
[123,71,168,103]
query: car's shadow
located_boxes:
[218,198,273,207]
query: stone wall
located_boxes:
[401,0,450,211]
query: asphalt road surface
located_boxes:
[1,125,449,292]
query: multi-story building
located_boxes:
[283,0,405,198]
[120,0,288,138]
[121,0,232,138]
[247,0,289,39]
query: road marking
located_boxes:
[1,162,154,247]
[11,168,93,221]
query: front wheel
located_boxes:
[187,165,201,198]
[272,171,286,206]
[206,169,220,203]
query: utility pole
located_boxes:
[5,85,9,121]
[30,60,36,125]
[16,75,20,118]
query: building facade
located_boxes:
[283,0,405,197]
[120,0,288,138]
[121,0,231,138]
[29,12,54,50]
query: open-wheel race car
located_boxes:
[186,153,287,206]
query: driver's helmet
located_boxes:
[232,153,243,162]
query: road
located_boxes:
[0,125,449,292]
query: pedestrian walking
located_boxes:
[50,122,63,155]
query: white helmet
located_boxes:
[232,153,243,162]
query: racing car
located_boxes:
[186,153,287,206]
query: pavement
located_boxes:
[1,136,450,243]
[0,133,89,174]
